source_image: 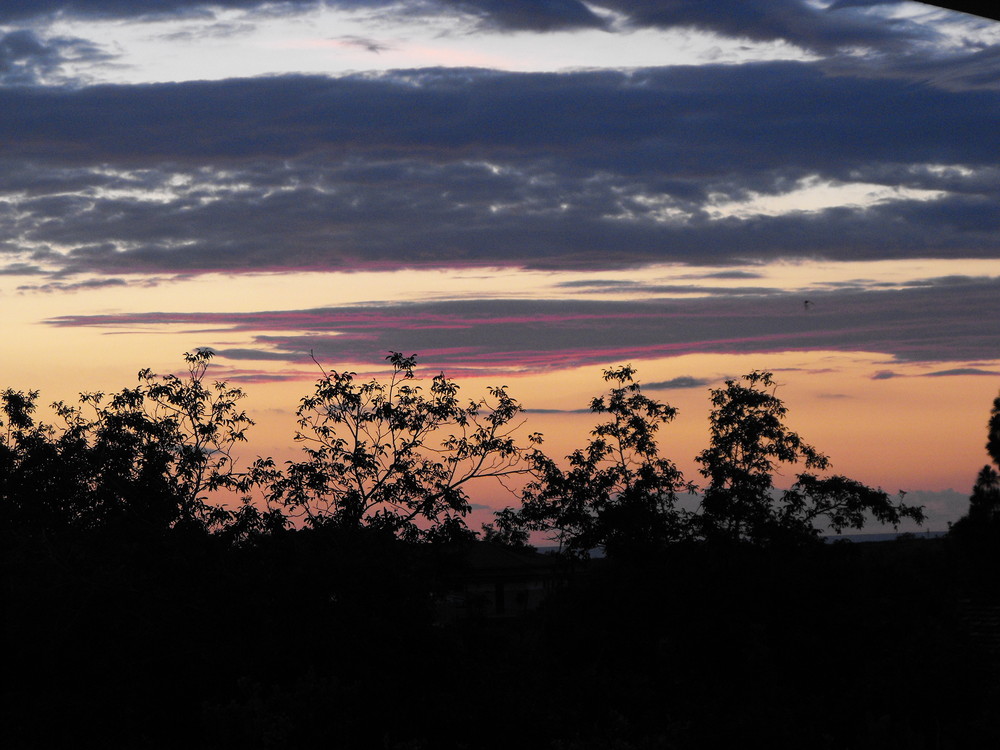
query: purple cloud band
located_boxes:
[46,276,1000,377]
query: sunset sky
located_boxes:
[2,1,998,532]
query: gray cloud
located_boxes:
[844,39,1000,92]
[210,347,314,361]
[524,409,591,414]
[598,0,935,52]
[0,30,111,85]
[429,0,606,32]
[554,279,784,296]
[333,35,393,53]
[6,64,996,167]
[0,1,320,24]
[2,1,975,52]
[198,366,315,384]
[923,367,1000,376]
[644,376,712,390]
[45,276,1000,374]
[833,2,1000,24]
[157,21,259,42]
[555,279,640,289]
[17,277,129,293]
[1,62,998,277]
[689,271,765,280]
[0,263,46,275]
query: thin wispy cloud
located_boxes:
[17,277,129,293]
[923,367,1000,376]
[523,408,591,414]
[645,376,713,390]
[333,35,392,54]
[687,270,766,280]
[46,277,1000,375]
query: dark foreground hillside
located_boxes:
[6,529,1000,749]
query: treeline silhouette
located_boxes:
[4,351,1000,748]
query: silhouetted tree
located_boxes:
[1,350,258,537]
[780,472,924,537]
[131,349,256,522]
[950,390,1000,545]
[965,465,1000,523]
[517,365,692,558]
[73,349,259,531]
[266,352,539,541]
[988,390,1000,468]
[481,506,532,549]
[697,371,923,545]
[1,387,73,534]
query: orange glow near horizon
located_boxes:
[3,263,997,532]
[182,349,1000,525]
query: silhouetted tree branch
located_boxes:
[266,352,540,541]
[988,390,1000,469]
[697,371,923,545]
[1,350,261,538]
[516,365,693,558]
[950,390,1000,546]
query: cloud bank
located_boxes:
[1,62,998,278]
[47,276,1000,375]
[0,1,939,41]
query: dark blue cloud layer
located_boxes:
[0,1,951,49]
[0,30,110,85]
[0,1,319,24]
[3,2,993,45]
[5,65,996,165]
[2,63,998,275]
